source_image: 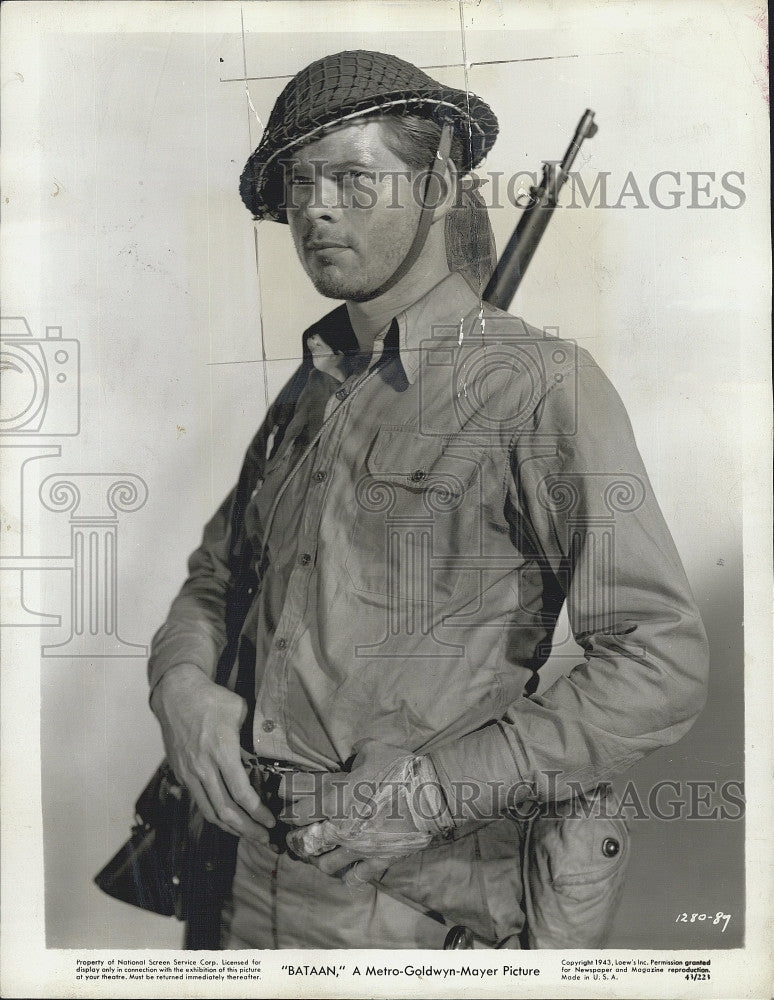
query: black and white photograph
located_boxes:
[0,1,771,997]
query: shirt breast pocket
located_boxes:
[344,428,480,601]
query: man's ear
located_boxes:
[430,156,460,225]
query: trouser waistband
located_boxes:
[241,751,303,776]
[240,752,304,855]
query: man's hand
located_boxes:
[278,740,453,887]
[150,664,275,844]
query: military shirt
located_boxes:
[149,271,708,808]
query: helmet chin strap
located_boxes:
[361,122,454,301]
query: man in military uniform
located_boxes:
[148,50,708,949]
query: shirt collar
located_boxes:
[304,271,481,386]
[394,271,480,385]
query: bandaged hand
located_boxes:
[278,740,454,886]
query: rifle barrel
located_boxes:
[483,109,597,311]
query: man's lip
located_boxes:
[305,241,350,251]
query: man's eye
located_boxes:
[337,170,376,182]
[290,177,315,187]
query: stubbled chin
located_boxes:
[308,273,353,300]
[309,272,375,302]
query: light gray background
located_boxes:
[2,0,768,957]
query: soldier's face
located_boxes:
[284,120,423,302]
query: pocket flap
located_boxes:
[364,428,478,494]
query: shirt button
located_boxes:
[299,552,312,566]
[262,719,276,733]
[410,469,427,483]
[313,470,327,483]
[335,387,348,401]
[275,637,288,650]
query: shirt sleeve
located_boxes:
[146,364,308,696]
[429,357,710,818]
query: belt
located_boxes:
[241,752,305,854]
[249,756,302,777]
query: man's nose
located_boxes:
[302,174,344,221]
